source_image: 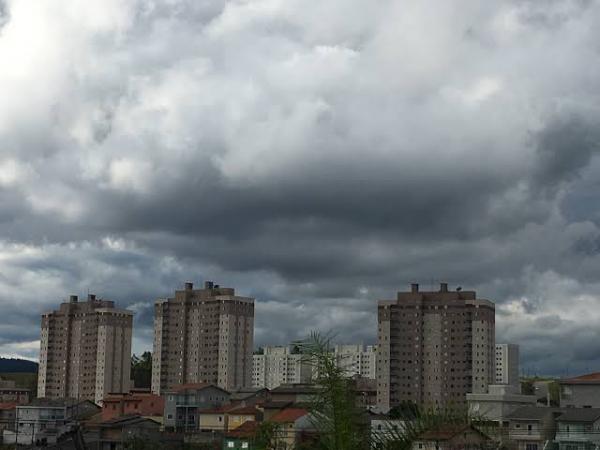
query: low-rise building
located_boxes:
[10,398,100,446]
[555,408,600,450]
[96,415,162,450]
[198,404,261,433]
[269,384,318,404]
[411,425,490,450]
[0,402,17,432]
[560,372,600,408]
[270,408,316,449]
[102,391,164,421]
[0,387,30,404]
[506,406,562,450]
[467,384,536,424]
[163,383,230,431]
[223,420,259,450]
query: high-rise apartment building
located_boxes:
[252,346,312,389]
[334,344,377,380]
[495,343,519,387]
[152,281,254,394]
[37,294,133,404]
[377,283,495,411]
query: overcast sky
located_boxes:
[1,0,600,377]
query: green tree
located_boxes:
[297,332,369,450]
[131,351,152,388]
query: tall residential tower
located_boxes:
[377,283,495,411]
[151,281,254,394]
[37,294,133,404]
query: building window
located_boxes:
[525,444,538,450]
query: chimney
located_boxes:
[410,283,419,293]
[184,282,193,290]
[69,295,78,303]
[204,281,214,289]
[87,294,96,301]
[440,283,448,292]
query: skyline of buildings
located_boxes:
[34,280,525,412]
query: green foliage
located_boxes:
[131,351,152,388]
[297,332,370,450]
[253,421,280,450]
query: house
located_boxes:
[0,402,17,432]
[560,372,600,408]
[96,415,162,450]
[102,391,164,421]
[198,404,262,433]
[555,408,600,450]
[270,408,316,449]
[367,410,405,447]
[269,384,318,404]
[506,406,562,450]
[411,424,490,450]
[0,387,30,405]
[8,398,100,446]
[467,384,537,424]
[222,420,259,450]
[229,388,270,407]
[163,383,230,431]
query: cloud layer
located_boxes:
[1,0,600,375]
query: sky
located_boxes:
[0,0,600,377]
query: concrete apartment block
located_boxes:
[151,281,254,394]
[334,344,377,380]
[495,343,520,387]
[252,346,312,389]
[377,283,495,411]
[37,295,133,404]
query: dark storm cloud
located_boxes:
[1,0,600,374]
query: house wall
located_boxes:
[561,384,600,408]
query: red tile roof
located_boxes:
[561,372,600,384]
[270,408,309,423]
[0,402,17,410]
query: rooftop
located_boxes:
[225,420,259,438]
[557,409,600,423]
[418,425,487,442]
[560,372,600,385]
[167,382,229,394]
[506,406,562,421]
[270,408,309,423]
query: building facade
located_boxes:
[495,343,520,387]
[560,372,600,408]
[252,346,312,389]
[334,344,377,380]
[152,281,254,394]
[37,294,133,404]
[377,283,495,411]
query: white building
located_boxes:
[467,384,536,423]
[252,346,312,389]
[495,344,520,387]
[333,344,377,379]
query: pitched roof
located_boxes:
[506,406,561,421]
[167,383,230,394]
[560,372,600,385]
[270,384,318,395]
[418,425,488,441]
[225,420,259,438]
[557,409,600,423]
[100,414,161,427]
[270,408,309,423]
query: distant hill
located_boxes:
[0,358,38,373]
